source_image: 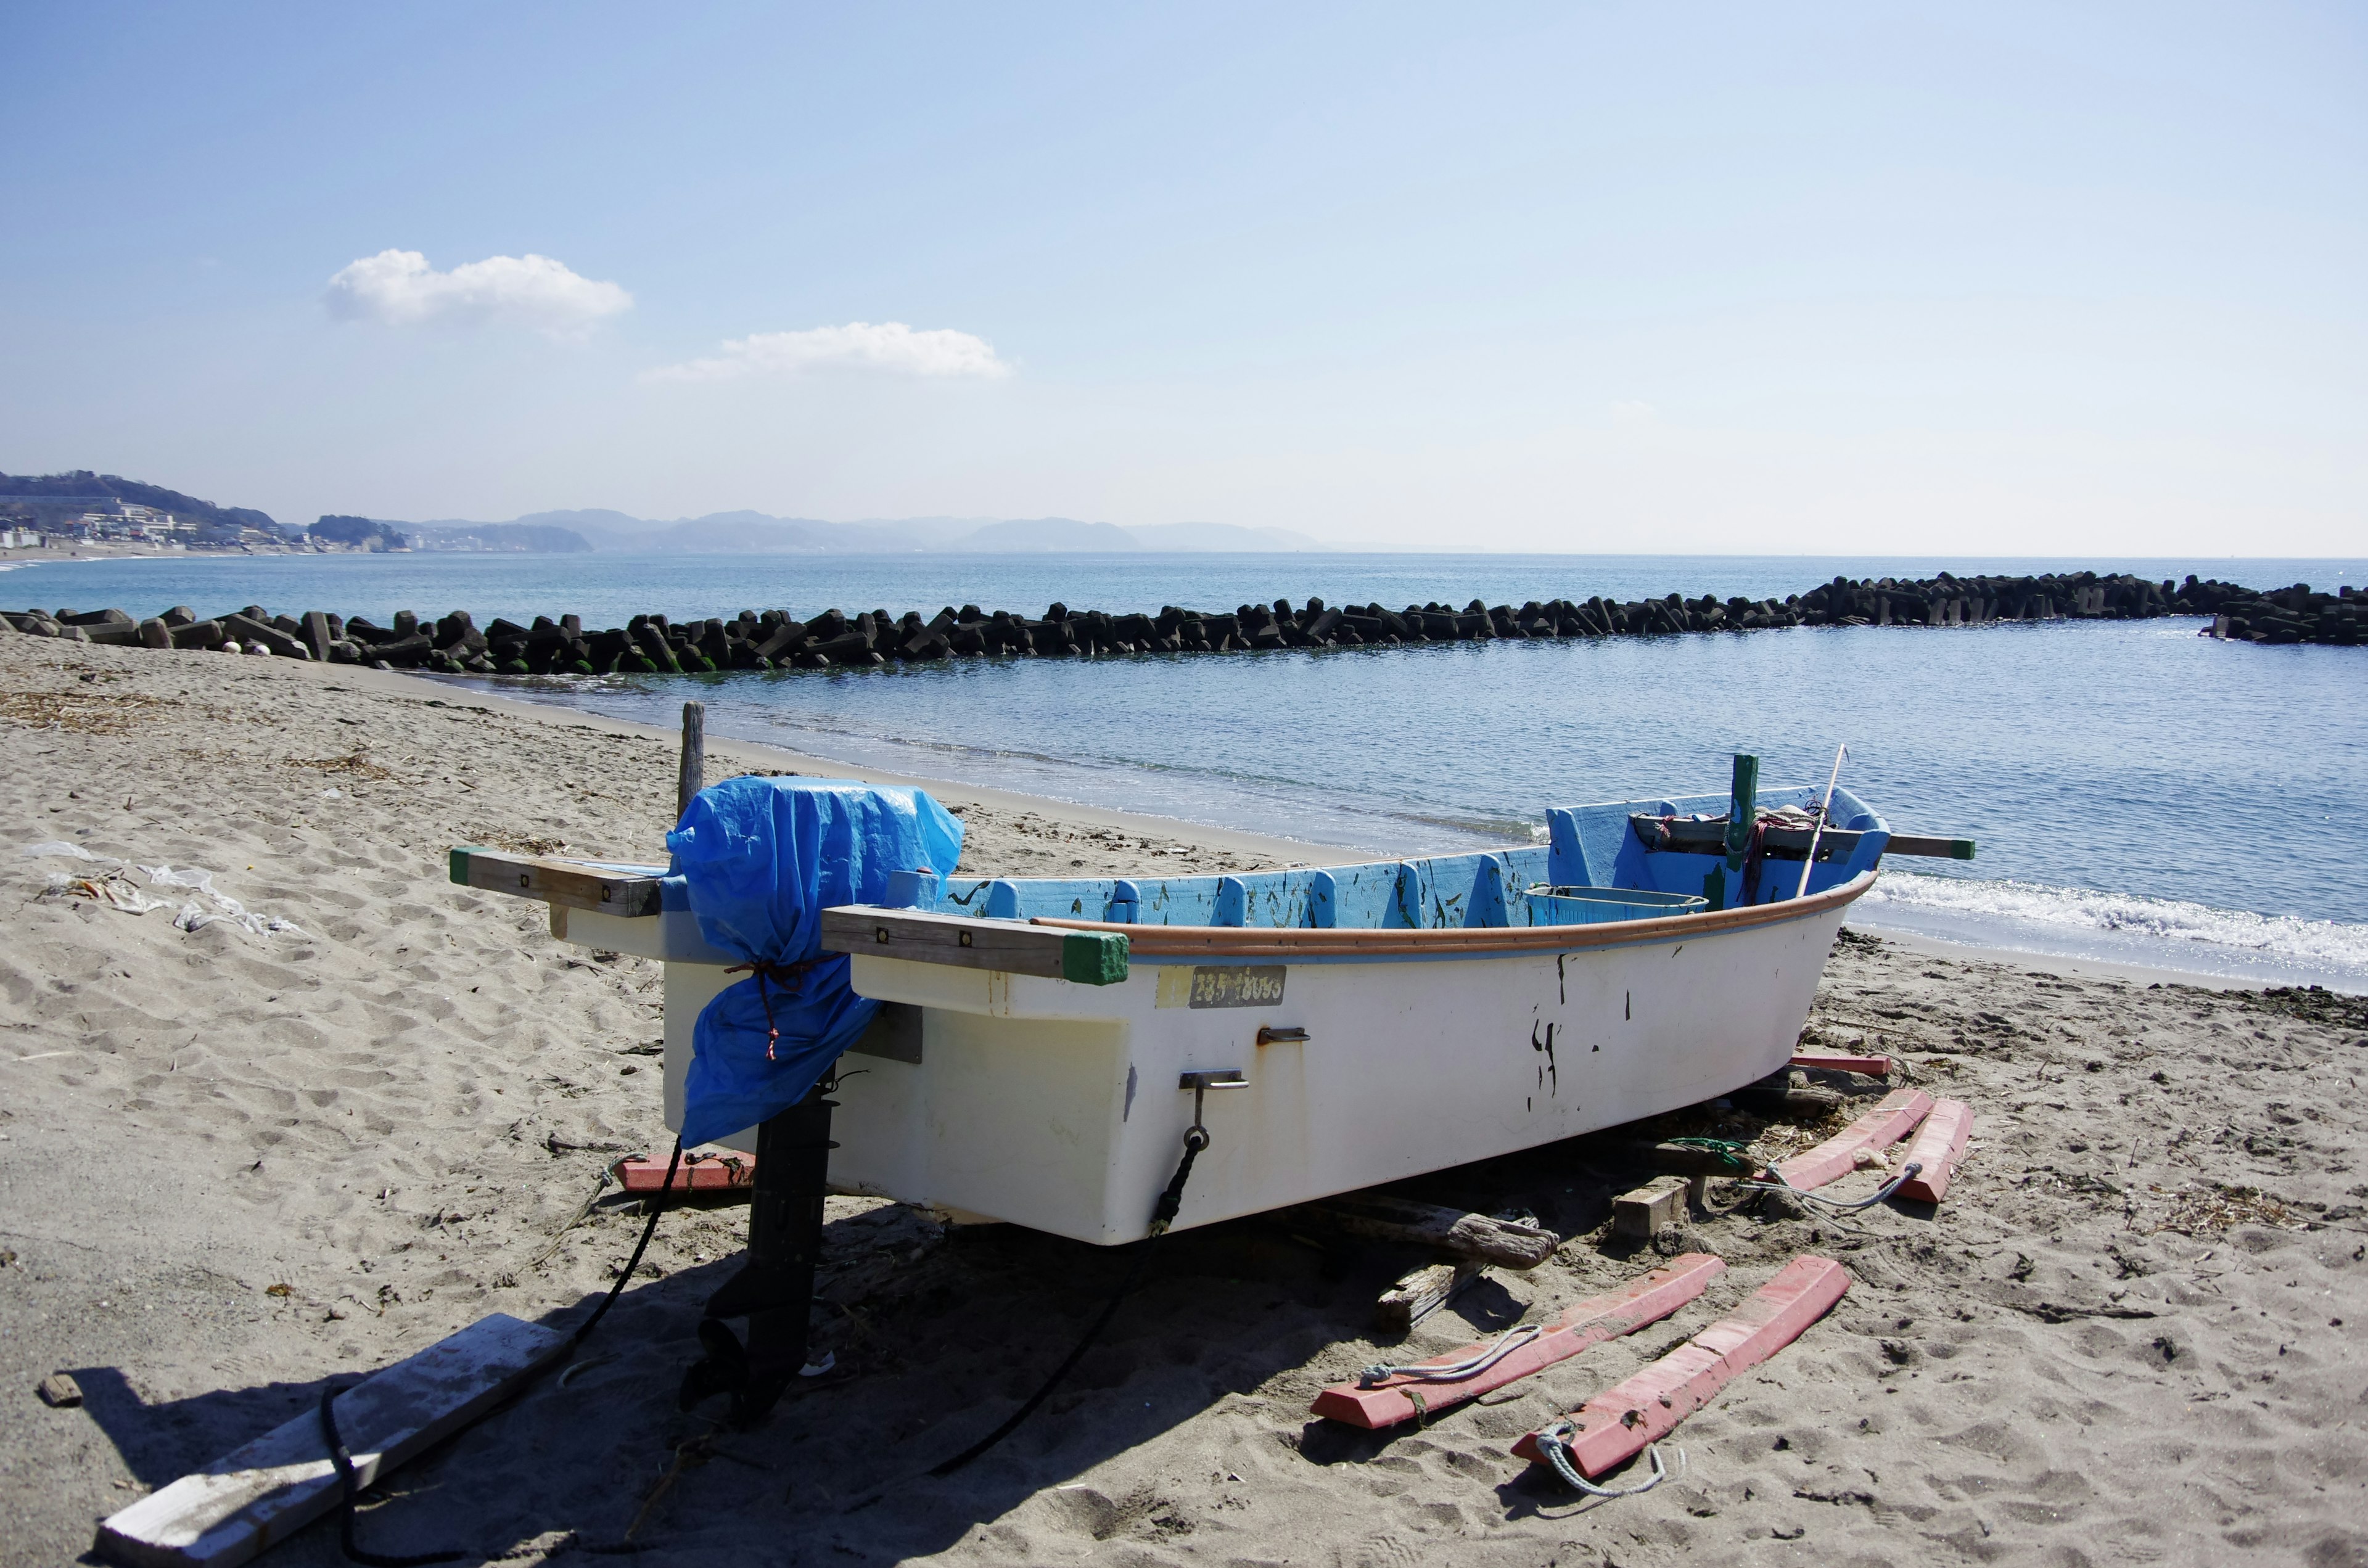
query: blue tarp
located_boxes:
[664,776,963,1147]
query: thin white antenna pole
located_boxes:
[1795,744,1849,900]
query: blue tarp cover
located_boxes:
[665,776,963,1147]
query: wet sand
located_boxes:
[4,633,2364,1567]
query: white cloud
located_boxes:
[647,321,1011,382]
[324,249,631,339]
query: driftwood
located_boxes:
[1303,1194,1560,1270]
[1373,1260,1483,1332]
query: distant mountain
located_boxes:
[1127,522,1333,552]
[960,518,1138,552]
[0,470,284,535]
[406,522,591,553]
[400,510,1345,553]
[310,515,408,551]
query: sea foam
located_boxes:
[1859,871,2368,991]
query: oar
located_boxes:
[1795,744,1848,900]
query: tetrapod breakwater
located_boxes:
[3,569,2356,673]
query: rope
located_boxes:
[318,1389,464,1566]
[1742,1160,1923,1213]
[319,1141,684,1566]
[928,1124,1210,1477]
[1534,1424,1682,1499]
[723,960,820,1061]
[1358,1323,1544,1389]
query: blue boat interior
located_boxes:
[881,781,1888,932]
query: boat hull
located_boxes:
[815,883,1860,1243]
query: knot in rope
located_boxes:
[723,958,821,1061]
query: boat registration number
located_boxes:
[1157,964,1286,1009]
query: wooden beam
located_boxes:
[1373,1260,1481,1333]
[676,700,705,819]
[821,905,1129,985]
[1302,1194,1561,1270]
[94,1313,567,1568]
[1884,834,1977,860]
[447,846,665,917]
[1611,1176,1688,1239]
[1635,818,1973,860]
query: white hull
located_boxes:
[567,882,1859,1244]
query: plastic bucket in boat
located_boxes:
[1523,885,1709,926]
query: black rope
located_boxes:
[928,1125,1209,1477]
[319,1140,686,1564]
[570,1139,683,1348]
[318,1387,464,1567]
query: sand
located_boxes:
[4,632,2365,1568]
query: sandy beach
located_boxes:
[4,633,2365,1568]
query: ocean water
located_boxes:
[9,551,2364,990]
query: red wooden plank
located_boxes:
[1775,1088,1933,1191]
[1512,1255,1849,1478]
[1894,1098,1974,1204]
[1310,1254,1726,1430]
[617,1153,755,1194]
[1790,1051,1890,1077]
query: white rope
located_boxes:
[1742,1160,1923,1212]
[1357,1323,1544,1389]
[1536,1424,1683,1498]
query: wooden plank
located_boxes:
[821,905,1128,985]
[1635,818,1971,860]
[1512,1255,1849,1477]
[1790,1051,1891,1076]
[1302,1194,1561,1270]
[1885,834,1976,860]
[1894,1098,1975,1204]
[1775,1088,1934,1191]
[1316,1254,1725,1430]
[447,846,665,917]
[95,1313,567,1568]
[1611,1176,1688,1239]
[1373,1260,1481,1334]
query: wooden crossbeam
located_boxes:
[820,905,1129,985]
[1633,818,1974,860]
[447,847,665,917]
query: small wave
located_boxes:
[1862,871,2368,983]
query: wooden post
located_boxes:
[676,700,705,818]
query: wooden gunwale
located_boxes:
[1030,869,1878,959]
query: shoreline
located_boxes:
[283,650,2332,990]
[27,630,2330,991]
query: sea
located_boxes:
[9,549,2364,993]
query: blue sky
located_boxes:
[2,2,2361,552]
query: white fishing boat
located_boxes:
[454,755,1971,1247]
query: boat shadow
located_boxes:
[68,1127,1751,1565]
[65,1201,1404,1566]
